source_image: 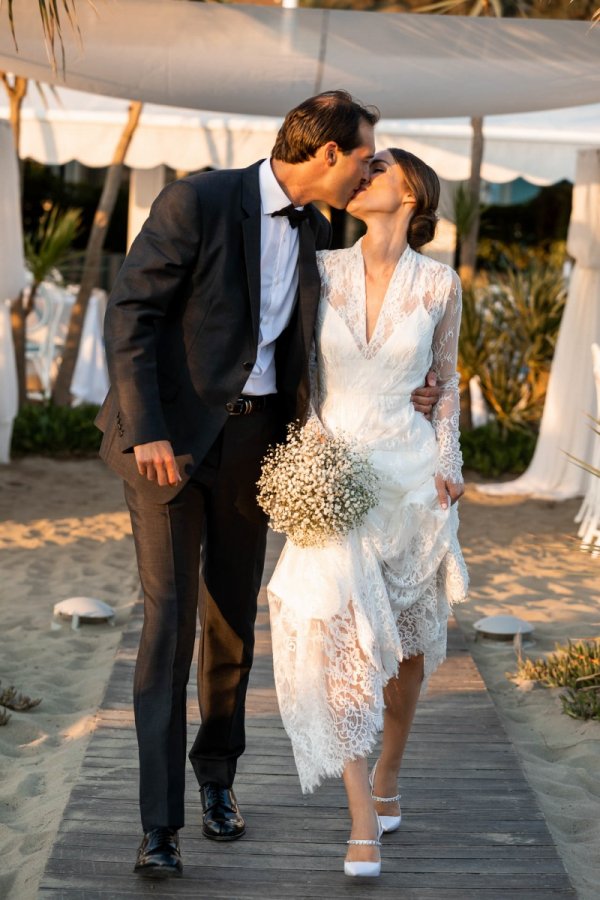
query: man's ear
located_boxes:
[322,141,338,167]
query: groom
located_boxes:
[97,90,439,878]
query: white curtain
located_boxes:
[127,166,166,250]
[478,148,600,500]
[0,122,25,463]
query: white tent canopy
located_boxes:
[5,86,600,186]
[2,2,600,118]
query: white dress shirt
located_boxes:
[242,159,301,396]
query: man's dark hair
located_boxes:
[272,90,379,164]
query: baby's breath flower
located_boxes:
[257,421,379,548]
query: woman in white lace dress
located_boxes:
[267,148,469,877]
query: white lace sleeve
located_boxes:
[431,270,464,484]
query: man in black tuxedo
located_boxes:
[97,90,438,879]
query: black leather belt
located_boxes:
[225,395,276,416]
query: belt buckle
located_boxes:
[226,397,253,415]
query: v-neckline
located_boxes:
[357,238,410,350]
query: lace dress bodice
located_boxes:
[314,238,463,483]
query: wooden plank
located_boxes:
[48,830,564,857]
[38,532,576,899]
[38,881,575,900]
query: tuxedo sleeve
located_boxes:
[104,179,201,448]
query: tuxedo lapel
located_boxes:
[241,162,263,346]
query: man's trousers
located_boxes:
[124,407,281,831]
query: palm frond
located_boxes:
[24,205,82,290]
[450,182,481,238]
[3,0,93,73]
[416,0,469,13]
[565,453,600,479]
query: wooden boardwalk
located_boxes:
[39,534,575,899]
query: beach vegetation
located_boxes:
[460,421,536,477]
[0,681,42,712]
[11,401,101,457]
[24,205,83,294]
[0,680,42,726]
[458,247,567,434]
[513,640,600,722]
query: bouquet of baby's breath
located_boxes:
[257,421,379,548]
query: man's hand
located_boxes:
[133,440,182,487]
[411,370,440,420]
[434,474,464,510]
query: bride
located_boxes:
[267,148,469,877]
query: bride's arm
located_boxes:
[431,270,464,508]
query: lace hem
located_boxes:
[269,547,467,794]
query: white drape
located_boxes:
[1,3,600,118]
[0,122,25,464]
[127,166,166,250]
[478,148,600,500]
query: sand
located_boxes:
[0,458,138,900]
[0,460,598,898]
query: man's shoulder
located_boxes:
[182,168,241,191]
[181,160,261,194]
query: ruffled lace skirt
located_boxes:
[267,476,468,794]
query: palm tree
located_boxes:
[3,1,144,405]
[2,1,85,405]
[52,100,143,405]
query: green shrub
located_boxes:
[460,422,536,477]
[459,261,566,432]
[514,640,600,722]
[11,402,101,457]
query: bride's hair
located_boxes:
[388,148,440,250]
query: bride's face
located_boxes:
[346,150,415,219]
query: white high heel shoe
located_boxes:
[344,815,383,878]
[369,760,402,833]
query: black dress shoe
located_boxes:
[133,827,183,878]
[200,782,246,841]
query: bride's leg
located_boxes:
[342,757,381,864]
[373,653,425,816]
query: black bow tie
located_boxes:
[271,204,310,229]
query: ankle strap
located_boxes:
[372,793,401,803]
[347,839,381,846]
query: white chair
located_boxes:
[574,343,600,555]
[25,283,66,399]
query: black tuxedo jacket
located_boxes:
[96,160,331,502]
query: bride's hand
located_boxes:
[434,474,464,510]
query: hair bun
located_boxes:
[408,210,438,250]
